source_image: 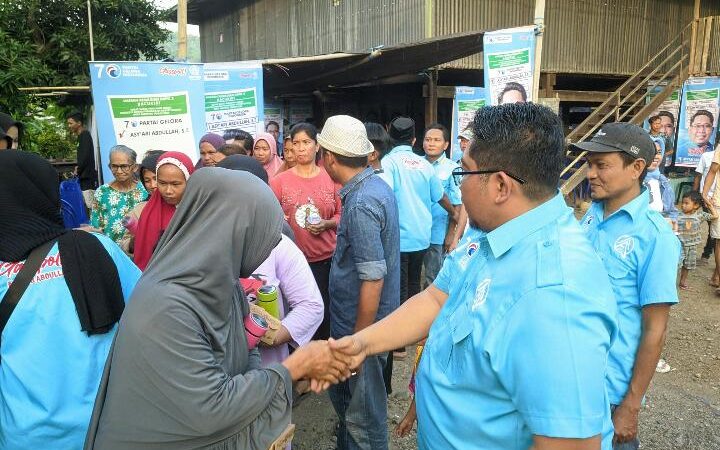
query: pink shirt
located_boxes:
[249,235,324,366]
[270,167,342,262]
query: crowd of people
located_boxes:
[0,98,712,450]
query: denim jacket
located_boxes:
[329,167,401,338]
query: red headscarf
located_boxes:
[133,151,195,270]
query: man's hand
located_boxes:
[282,340,352,390]
[443,232,455,254]
[612,403,640,445]
[308,336,369,392]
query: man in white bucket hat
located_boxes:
[319,115,400,450]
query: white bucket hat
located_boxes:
[317,115,374,157]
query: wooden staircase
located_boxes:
[559,16,719,195]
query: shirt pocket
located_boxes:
[444,301,474,385]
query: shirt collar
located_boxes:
[485,192,569,258]
[426,153,446,165]
[339,167,375,200]
[593,188,649,223]
[389,145,413,155]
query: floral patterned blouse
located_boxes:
[90,181,148,244]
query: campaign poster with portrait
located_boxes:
[483,26,537,106]
[451,86,485,161]
[203,62,264,137]
[676,77,720,167]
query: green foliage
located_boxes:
[0,0,169,116]
[162,32,202,63]
[23,118,77,161]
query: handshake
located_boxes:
[281,336,369,392]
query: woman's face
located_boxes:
[292,131,318,166]
[109,152,136,183]
[648,143,662,171]
[5,125,19,149]
[253,139,272,164]
[200,142,221,167]
[142,168,157,193]
[284,145,297,165]
[157,164,187,206]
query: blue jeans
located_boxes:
[328,353,389,450]
[423,244,444,287]
[610,405,640,450]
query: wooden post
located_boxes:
[86,0,95,61]
[532,0,546,102]
[177,0,188,60]
[689,0,701,74]
[425,69,438,127]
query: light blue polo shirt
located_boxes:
[581,189,680,405]
[417,193,618,450]
[380,145,444,252]
[0,234,140,449]
[427,154,462,245]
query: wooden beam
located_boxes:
[424,85,455,99]
[177,0,188,60]
[543,89,642,103]
[701,17,713,74]
[425,70,438,126]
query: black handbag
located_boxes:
[0,239,57,362]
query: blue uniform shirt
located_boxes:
[0,235,140,449]
[581,189,680,405]
[330,168,401,338]
[417,193,618,450]
[380,145,444,252]
[427,154,462,245]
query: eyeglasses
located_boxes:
[452,167,526,185]
[108,163,134,172]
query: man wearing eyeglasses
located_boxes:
[326,102,618,450]
[688,110,715,154]
[574,123,680,450]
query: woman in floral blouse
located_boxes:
[90,145,147,244]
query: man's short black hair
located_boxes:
[649,115,661,124]
[691,109,714,126]
[425,122,450,142]
[266,120,280,131]
[66,112,85,124]
[365,122,392,159]
[218,143,247,156]
[619,152,648,184]
[497,82,528,104]
[469,103,563,201]
[223,129,254,152]
[657,110,675,124]
[324,148,368,168]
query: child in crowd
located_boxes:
[677,191,718,290]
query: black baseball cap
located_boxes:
[570,122,656,165]
[388,117,415,142]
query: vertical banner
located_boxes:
[676,76,720,167]
[89,62,205,182]
[204,62,264,138]
[451,86,486,161]
[483,26,537,106]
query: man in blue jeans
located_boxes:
[320,115,400,450]
[574,123,681,450]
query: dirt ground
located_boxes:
[293,252,720,450]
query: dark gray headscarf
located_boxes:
[85,168,291,449]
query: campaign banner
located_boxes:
[643,83,681,147]
[89,62,205,182]
[289,100,313,126]
[676,76,720,167]
[451,86,486,161]
[204,62,264,138]
[483,26,537,106]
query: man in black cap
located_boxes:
[379,117,455,359]
[573,122,680,450]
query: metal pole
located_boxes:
[178,0,188,60]
[87,0,95,61]
[532,0,546,101]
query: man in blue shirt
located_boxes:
[328,103,618,450]
[422,123,462,286]
[320,115,400,450]
[572,122,681,450]
[380,117,456,358]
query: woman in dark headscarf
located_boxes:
[85,168,351,450]
[0,151,140,449]
[0,112,23,149]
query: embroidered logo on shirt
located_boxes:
[467,243,479,256]
[472,278,491,311]
[613,235,635,259]
[401,157,423,170]
[582,215,594,229]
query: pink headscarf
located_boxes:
[254,132,282,179]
